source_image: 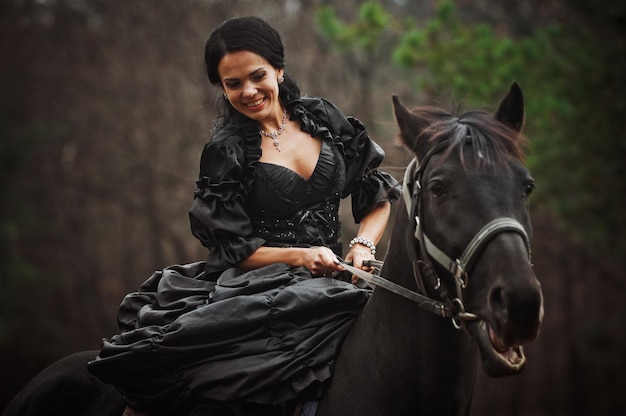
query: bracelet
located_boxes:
[349,237,376,255]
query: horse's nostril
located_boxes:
[489,287,509,324]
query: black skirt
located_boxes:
[87,261,370,414]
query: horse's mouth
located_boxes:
[469,320,526,377]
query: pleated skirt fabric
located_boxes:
[87,261,370,414]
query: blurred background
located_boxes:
[1,0,624,414]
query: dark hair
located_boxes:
[205,16,301,114]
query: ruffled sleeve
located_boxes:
[301,98,401,223]
[189,130,265,272]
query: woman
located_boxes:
[88,16,401,416]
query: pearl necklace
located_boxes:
[259,109,287,152]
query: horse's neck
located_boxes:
[319,210,477,415]
[324,285,477,415]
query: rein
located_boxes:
[339,151,532,329]
[336,259,455,318]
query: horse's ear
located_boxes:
[495,82,524,133]
[392,95,430,157]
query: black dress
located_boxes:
[87,97,401,414]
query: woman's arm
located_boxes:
[344,201,391,283]
[237,246,342,277]
[239,202,391,277]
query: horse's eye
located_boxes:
[524,181,536,196]
[429,182,447,198]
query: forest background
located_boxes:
[1,0,624,414]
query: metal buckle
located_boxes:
[453,259,467,288]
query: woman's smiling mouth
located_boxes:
[247,98,265,107]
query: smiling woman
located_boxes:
[82,15,401,416]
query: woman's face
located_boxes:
[218,50,284,125]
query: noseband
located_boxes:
[339,147,532,329]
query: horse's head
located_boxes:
[392,83,543,377]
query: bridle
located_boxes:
[338,143,532,329]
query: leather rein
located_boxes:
[337,145,532,329]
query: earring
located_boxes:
[278,75,285,83]
[223,93,228,99]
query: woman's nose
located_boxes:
[242,82,257,97]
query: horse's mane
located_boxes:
[410,106,526,168]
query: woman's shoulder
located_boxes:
[206,124,244,149]
[294,96,354,134]
[199,121,261,179]
[299,97,344,119]
[204,120,259,152]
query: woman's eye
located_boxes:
[252,73,266,82]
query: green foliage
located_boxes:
[393,0,531,104]
[318,0,625,263]
[315,2,399,128]
[531,25,626,258]
[316,2,394,55]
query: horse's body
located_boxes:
[2,350,125,416]
[4,84,543,416]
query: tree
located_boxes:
[315,2,397,125]
[391,0,626,265]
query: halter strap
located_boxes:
[403,156,531,285]
[355,156,532,328]
[415,216,531,285]
[402,158,418,220]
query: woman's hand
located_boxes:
[345,244,376,284]
[301,246,344,277]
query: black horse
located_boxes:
[4,83,543,416]
[317,82,543,415]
